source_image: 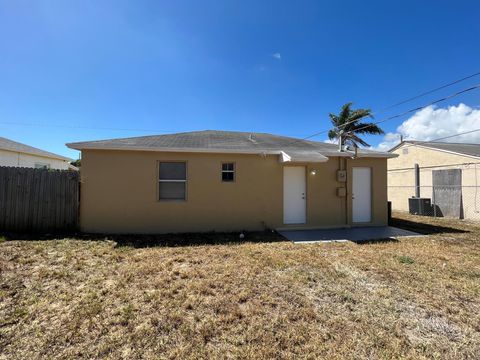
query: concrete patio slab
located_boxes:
[278,226,421,243]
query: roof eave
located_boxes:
[66,143,395,159]
[0,147,72,162]
[408,143,480,160]
[388,141,480,160]
[321,150,397,159]
[355,153,398,159]
[387,141,410,153]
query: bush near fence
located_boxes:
[0,166,79,232]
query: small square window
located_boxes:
[222,163,235,182]
[402,148,409,154]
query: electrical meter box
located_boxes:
[337,170,347,182]
[337,187,347,197]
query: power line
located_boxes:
[381,71,480,111]
[340,83,480,137]
[395,128,480,151]
[1,71,479,138]
[303,71,480,140]
[0,121,172,133]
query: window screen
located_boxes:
[159,162,186,200]
[222,163,235,182]
[34,163,50,169]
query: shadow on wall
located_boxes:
[0,230,288,248]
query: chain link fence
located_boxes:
[388,185,480,220]
[388,163,480,221]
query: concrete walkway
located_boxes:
[278,226,421,244]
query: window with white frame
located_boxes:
[221,163,235,182]
[158,162,187,200]
[34,163,50,169]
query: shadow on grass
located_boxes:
[390,217,469,235]
[112,230,287,248]
[0,231,82,241]
[0,230,288,248]
[352,237,400,245]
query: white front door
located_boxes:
[352,167,372,223]
[283,166,306,224]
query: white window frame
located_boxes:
[221,162,235,182]
[158,161,187,201]
[34,162,50,169]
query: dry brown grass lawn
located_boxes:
[1,213,480,359]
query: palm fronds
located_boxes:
[328,103,384,148]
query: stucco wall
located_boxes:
[79,149,388,233]
[0,149,70,170]
[388,144,480,220]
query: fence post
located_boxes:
[415,163,420,198]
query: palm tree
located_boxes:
[328,102,384,150]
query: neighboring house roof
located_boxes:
[0,136,72,161]
[67,130,395,162]
[389,140,480,159]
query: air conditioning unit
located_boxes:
[408,197,432,216]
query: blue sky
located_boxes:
[1,0,480,159]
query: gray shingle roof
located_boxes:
[67,130,393,161]
[392,141,480,159]
[0,137,71,161]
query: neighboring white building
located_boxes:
[0,136,73,170]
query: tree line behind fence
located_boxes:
[0,166,79,232]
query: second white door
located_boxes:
[352,167,372,223]
[283,166,306,224]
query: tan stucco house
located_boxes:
[67,130,395,234]
[388,141,480,220]
[0,136,73,170]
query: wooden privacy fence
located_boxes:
[0,166,79,232]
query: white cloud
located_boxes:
[375,132,402,151]
[272,53,281,60]
[375,103,480,151]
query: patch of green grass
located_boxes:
[396,255,415,265]
[120,303,136,326]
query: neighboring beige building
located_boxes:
[388,141,480,220]
[67,130,395,234]
[0,136,72,170]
